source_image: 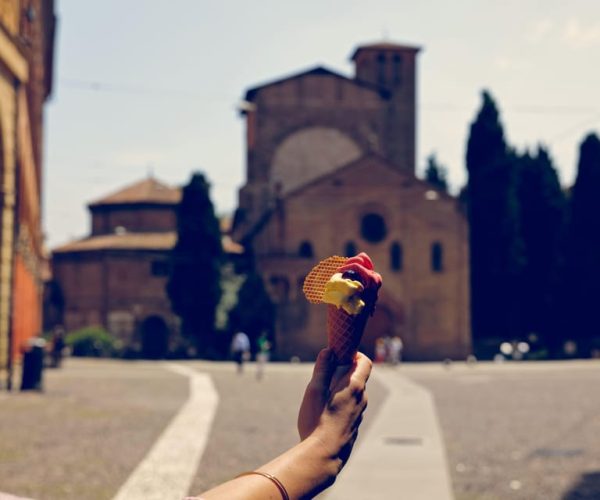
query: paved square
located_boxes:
[1,359,599,499]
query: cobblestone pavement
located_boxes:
[0,359,387,500]
[0,360,187,500]
[2,359,599,500]
[403,361,600,500]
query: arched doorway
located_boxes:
[361,304,400,359]
[141,315,169,359]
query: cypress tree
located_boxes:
[564,133,600,354]
[516,147,567,353]
[466,91,525,347]
[166,172,223,355]
[228,272,275,352]
[424,153,449,192]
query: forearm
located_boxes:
[198,436,340,500]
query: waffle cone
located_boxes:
[303,256,348,304]
[327,305,368,364]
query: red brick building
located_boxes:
[52,178,182,358]
[0,1,56,388]
[234,42,471,360]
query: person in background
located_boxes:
[190,349,372,499]
[256,332,271,380]
[374,337,387,364]
[389,336,403,365]
[50,326,66,368]
[231,330,251,374]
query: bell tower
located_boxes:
[351,42,421,172]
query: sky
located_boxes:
[45,0,600,247]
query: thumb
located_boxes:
[310,348,336,390]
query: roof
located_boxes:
[53,232,177,253]
[350,41,421,60]
[89,177,182,207]
[244,66,389,102]
[53,231,244,255]
[285,153,453,202]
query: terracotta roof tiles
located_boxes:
[89,177,181,207]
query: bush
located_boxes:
[66,326,116,357]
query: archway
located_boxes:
[141,315,169,359]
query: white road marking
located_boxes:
[112,363,218,500]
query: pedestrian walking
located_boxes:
[231,330,250,374]
[389,336,403,365]
[256,332,271,380]
[50,326,66,368]
[374,337,386,364]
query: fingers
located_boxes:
[330,352,372,391]
[310,348,336,391]
[352,352,373,384]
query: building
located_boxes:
[0,1,56,388]
[233,42,471,361]
[51,176,244,358]
[52,177,182,358]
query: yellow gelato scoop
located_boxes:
[323,272,365,315]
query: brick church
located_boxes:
[233,42,471,361]
[52,178,183,358]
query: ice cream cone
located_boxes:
[327,305,369,364]
[303,253,381,364]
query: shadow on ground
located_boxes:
[563,472,600,500]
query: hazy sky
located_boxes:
[45,0,600,247]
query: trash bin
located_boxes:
[21,338,46,391]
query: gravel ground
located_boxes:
[0,359,187,500]
[0,358,386,500]
[403,361,600,500]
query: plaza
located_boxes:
[1,358,599,499]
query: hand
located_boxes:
[298,349,372,467]
[298,348,337,440]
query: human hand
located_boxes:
[298,348,337,440]
[298,349,372,467]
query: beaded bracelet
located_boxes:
[236,471,290,500]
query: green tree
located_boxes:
[424,153,449,192]
[466,91,525,346]
[516,147,567,354]
[166,172,223,355]
[564,133,600,354]
[227,272,275,351]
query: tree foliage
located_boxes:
[466,91,525,343]
[516,147,567,352]
[564,133,600,351]
[227,272,275,350]
[424,153,449,192]
[166,172,223,353]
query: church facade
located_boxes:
[234,42,471,361]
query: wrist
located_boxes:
[303,433,344,481]
[259,435,341,499]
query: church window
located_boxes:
[377,53,386,86]
[345,241,357,257]
[361,213,387,243]
[298,241,314,258]
[431,242,443,273]
[391,242,403,271]
[393,54,402,85]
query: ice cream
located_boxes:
[303,252,382,364]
